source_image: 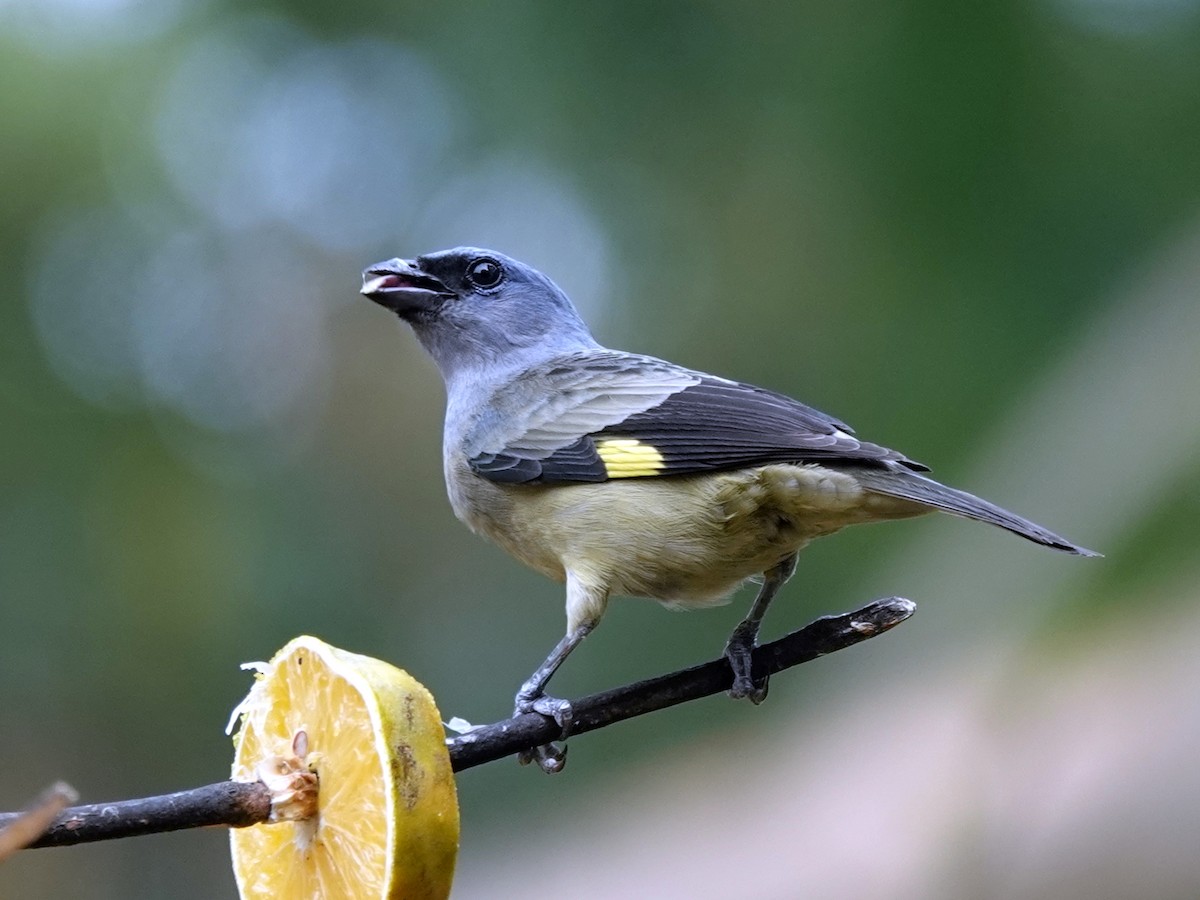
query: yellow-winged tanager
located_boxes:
[361,247,1097,771]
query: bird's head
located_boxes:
[361,247,599,385]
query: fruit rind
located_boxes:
[228,635,459,900]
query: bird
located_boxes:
[361,247,1098,772]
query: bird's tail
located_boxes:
[848,468,1100,557]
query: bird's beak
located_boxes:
[361,258,453,318]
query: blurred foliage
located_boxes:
[2,1,1199,897]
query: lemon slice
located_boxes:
[228,636,459,899]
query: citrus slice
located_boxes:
[228,635,459,899]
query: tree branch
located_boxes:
[447,595,914,769]
[0,783,77,859]
[0,781,271,850]
[0,596,913,850]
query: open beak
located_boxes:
[361,258,453,318]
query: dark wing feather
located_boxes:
[471,437,607,483]
[466,350,926,485]
[591,378,926,478]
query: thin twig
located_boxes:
[0,781,272,850]
[0,596,913,850]
[0,783,78,859]
[448,596,914,770]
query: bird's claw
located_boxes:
[514,690,574,773]
[729,672,770,704]
[531,695,574,733]
[517,741,568,773]
[514,690,574,733]
[725,629,769,704]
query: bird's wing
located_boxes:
[465,350,926,484]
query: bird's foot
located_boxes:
[517,741,568,773]
[514,688,574,732]
[724,626,769,705]
[513,688,574,774]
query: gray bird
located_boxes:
[361,247,1097,772]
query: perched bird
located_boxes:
[361,247,1097,771]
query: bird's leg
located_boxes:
[724,553,798,704]
[514,625,592,724]
[514,574,606,773]
[512,626,591,773]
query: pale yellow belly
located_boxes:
[446,460,928,609]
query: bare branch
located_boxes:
[448,596,915,771]
[0,596,913,850]
[0,781,272,849]
[0,783,78,859]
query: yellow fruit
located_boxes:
[228,636,459,899]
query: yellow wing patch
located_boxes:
[596,439,665,478]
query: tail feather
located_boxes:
[848,467,1101,557]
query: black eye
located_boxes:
[465,258,503,290]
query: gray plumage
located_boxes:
[362,246,1098,770]
[842,467,1088,554]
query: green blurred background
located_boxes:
[3,1,1200,897]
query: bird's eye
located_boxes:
[465,258,503,290]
